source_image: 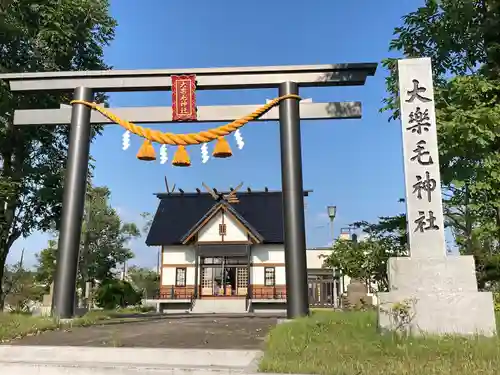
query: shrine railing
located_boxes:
[152,287,194,300]
[251,286,287,300]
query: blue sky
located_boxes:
[9,0,434,268]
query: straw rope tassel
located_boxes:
[137,139,156,161]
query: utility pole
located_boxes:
[81,190,92,308]
[122,260,128,281]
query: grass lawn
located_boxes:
[260,310,500,375]
[0,307,154,343]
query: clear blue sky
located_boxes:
[9,0,433,268]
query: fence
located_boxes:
[150,280,338,308]
[308,279,336,308]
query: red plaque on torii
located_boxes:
[171,74,197,121]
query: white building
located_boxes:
[145,188,343,313]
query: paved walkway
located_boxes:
[8,314,280,349]
[0,314,303,374]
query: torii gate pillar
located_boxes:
[52,87,93,318]
[279,81,309,318]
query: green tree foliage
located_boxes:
[380,0,500,287]
[437,76,500,251]
[0,0,116,307]
[34,185,139,290]
[326,1,500,291]
[3,249,44,311]
[34,239,57,286]
[381,0,500,118]
[323,214,408,291]
[140,212,154,236]
[80,186,139,284]
[94,279,142,310]
[127,266,159,299]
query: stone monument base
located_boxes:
[378,290,496,336]
[377,255,497,337]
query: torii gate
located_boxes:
[0,63,376,319]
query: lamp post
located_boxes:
[327,205,337,241]
[326,205,338,308]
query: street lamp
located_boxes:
[327,205,337,242]
[327,205,337,220]
[326,205,338,308]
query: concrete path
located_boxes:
[0,315,308,374]
[9,314,278,349]
[0,346,284,374]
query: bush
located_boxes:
[493,293,500,311]
[94,280,142,310]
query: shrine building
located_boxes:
[145,186,336,314]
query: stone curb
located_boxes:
[0,346,259,367]
[0,362,312,375]
[0,345,312,375]
[0,346,301,375]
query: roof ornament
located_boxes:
[202,182,243,204]
[164,175,176,194]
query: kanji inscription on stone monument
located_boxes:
[398,57,446,257]
[378,57,496,337]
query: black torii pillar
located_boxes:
[52,87,94,318]
[279,81,310,318]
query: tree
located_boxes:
[34,239,57,287]
[382,0,500,285]
[382,0,500,119]
[3,248,44,311]
[80,186,139,286]
[0,0,116,308]
[323,214,408,291]
[140,212,154,236]
[436,76,500,254]
[34,185,140,293]
[94,279,142,310]
[127,266,159,299]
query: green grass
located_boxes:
[0,308,154,343]
[260,311,500,375]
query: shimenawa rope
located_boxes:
[69,94,302,146]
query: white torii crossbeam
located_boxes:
[14,101,362,125]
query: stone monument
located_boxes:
[344,279,372,309]
[32,282,54,317]
[377,57,496,336]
